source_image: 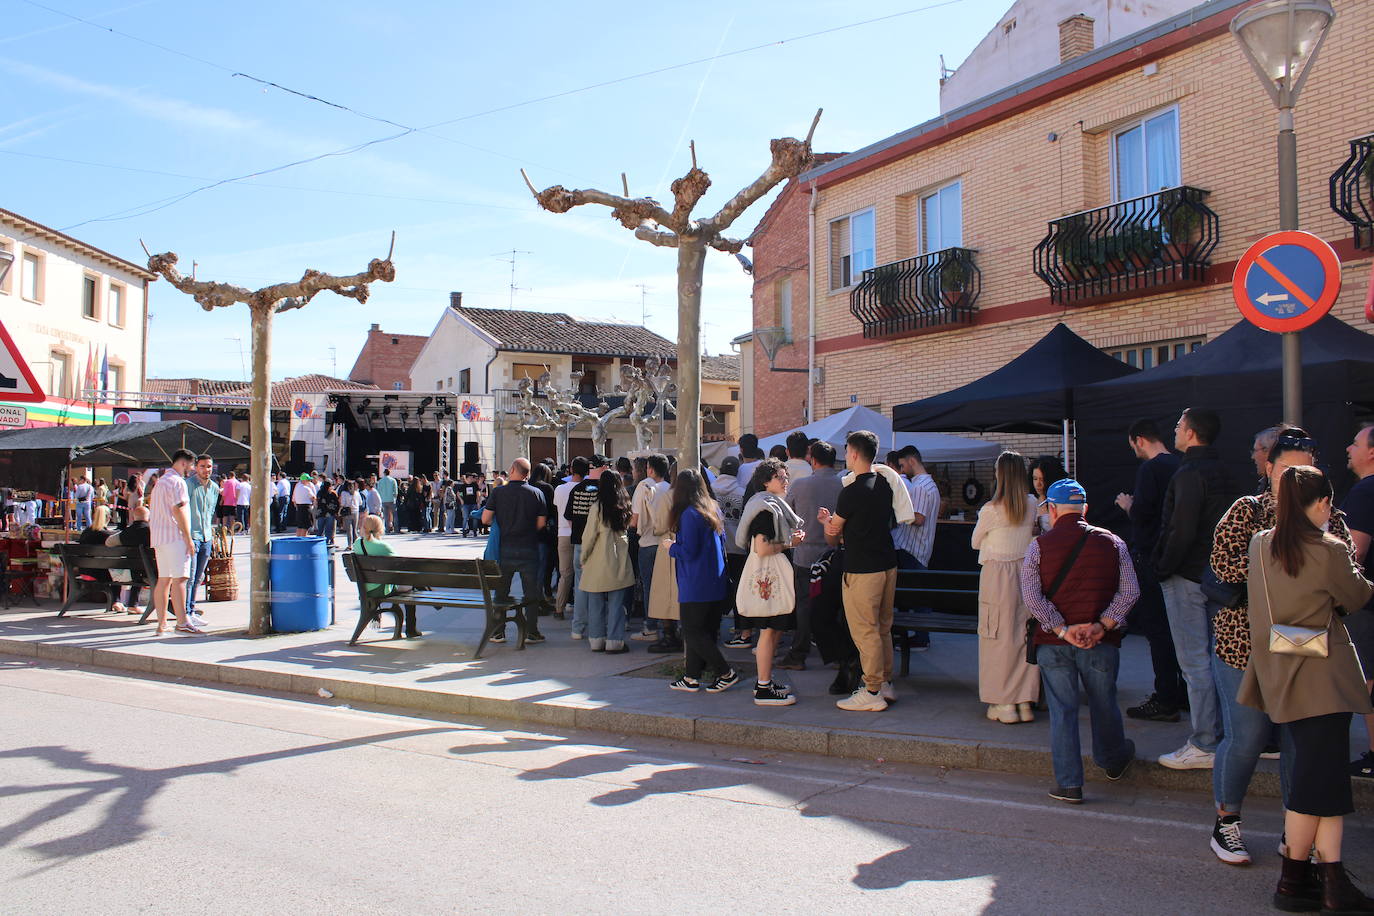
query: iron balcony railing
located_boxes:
[1330,133,1374,250]
[848,247,981,339]
[1033,185,1219,305]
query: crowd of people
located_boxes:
[25,411,1374,911]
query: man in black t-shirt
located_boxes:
[563,454,609,639]
[459,473,484,536]
[822,430,897,713]
[482,458,548,643]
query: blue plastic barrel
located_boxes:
[269,536,330,632]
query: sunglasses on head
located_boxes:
[1276,435,1319,453]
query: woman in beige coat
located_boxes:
[1240,465,1374,913]
[971,451,1041,724]
[578,472,636,654]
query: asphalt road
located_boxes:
[1,659,1369,915]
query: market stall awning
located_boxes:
[0,421,250,490]
[756,405,1002,462]
[891,323,1139,433]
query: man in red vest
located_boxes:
[1021,478,1140,804]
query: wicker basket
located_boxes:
[206,556,238,601]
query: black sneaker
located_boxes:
[1125,694,1181,722]
[488,630,506,644]
[753,680,796,706]
[1049,786,1083,804]
[1210,814,1251,866]
[646,636,682,654]
[668,676,700,692]
[1351,750,1374,778]
[524,631,545,644]
[723,632,753,648]
[1103,739,1136,780]
[705,669,739,693]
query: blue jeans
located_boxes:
[497,548,544,632]
[1211,646,1286,812]
[638,544,659,633]
[314,515,336,543]
[586,586,631,644]
[1161,575,1222,752]
[186,537,212,616]
[1038,643,1133,789]
[75,501,91,530]
[465,506,482,532]
[382,502,396,533]
[571,544,589,636]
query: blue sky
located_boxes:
[4,0,1010,381]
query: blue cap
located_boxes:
[1042,478,1087,507]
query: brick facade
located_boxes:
[794,0,1373,428]
[347,324,428,391]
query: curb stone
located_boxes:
[2,636,1367,804]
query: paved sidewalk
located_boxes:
[1,531,1363,800]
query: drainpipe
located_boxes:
[140,277,151,396]
[807,181,818,423]
[484,346,500,471]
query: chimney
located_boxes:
[369,323,380,332]
[1059,14,1095,63]
[450,291,463,310]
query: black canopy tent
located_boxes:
[891,322,1140,467]
[1072,315,1374,521]
[0,421,252,492]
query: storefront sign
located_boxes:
[0,405,27,426]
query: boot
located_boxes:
[1320,861,1374,914]
[829,657,862,696]
[1273,854,1322,913]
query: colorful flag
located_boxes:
[100,347,109,395]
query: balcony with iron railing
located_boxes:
[1033,185,1219,306]
[1330,133,1374,250]
[848,246,981,339]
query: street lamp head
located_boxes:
[1231,0,1335,109]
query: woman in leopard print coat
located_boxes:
[1204,430,1354,866]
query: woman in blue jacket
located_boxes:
[667,469,737,693]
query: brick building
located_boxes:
[767,0,1373,439]
[347,324,428,391]
[746,154,842,437]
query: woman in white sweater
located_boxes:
[971,451,1041,724]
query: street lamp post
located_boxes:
[1231,0,1336,426]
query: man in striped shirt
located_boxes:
[150,449,202,635]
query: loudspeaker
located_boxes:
[460,440,482,477]
[289,440,306,464]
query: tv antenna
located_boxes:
[328,346,337,378]
[633,283,652,326]
[493,249,533,308]
[226,336,247,381]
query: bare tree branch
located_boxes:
[523,169,675,233]
[704,108,822,232]
[145,242,397,313]
[635,226,681,248]
[708,236,746,254]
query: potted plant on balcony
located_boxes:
[1053,214,1094,283]
[1160,187,1202,261]
[939,254,971,310]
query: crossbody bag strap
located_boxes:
[1045,530,1091,602]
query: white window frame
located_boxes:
[21,250,44,303]
[776,275,793,341]
[107,282,126,327]
[919,180,963,254]
[49,349,72,399]
[1106,334,1203,369]
[1110,105,1182,202]
[81,273,101,321]
[0,237,13,295]
[107,361,125,400]
[829,207,876,291]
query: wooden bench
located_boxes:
[891,568,981,676]
[52,543,157,621]
[341,553,529,659]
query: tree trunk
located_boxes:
[676,241,705,471]
[248,306,273,636]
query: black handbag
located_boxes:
[1200,566,1246,608]
[1025,530,1090,665]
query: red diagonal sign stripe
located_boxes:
[1254,254,1318,309]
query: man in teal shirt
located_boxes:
[186,454,221,624]
[376,469,399,533]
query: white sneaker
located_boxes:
[880,681,896,703]
[570,632,585,641]
[1158,742,1216,770]
[836,687,888,712]
[187,613,208,630]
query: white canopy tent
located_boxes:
[703,405,1002,467]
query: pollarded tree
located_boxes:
[522,111,821,470]
[145,239,397,636]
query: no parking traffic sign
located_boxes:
[1232,230,1341,332]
